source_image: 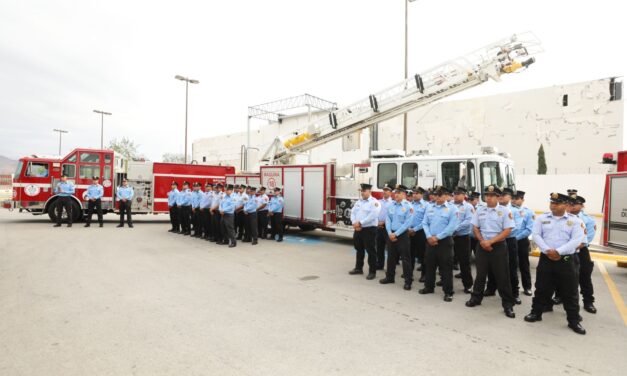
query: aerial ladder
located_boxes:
[261,33,542,165]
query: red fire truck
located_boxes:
[601,150,627,249]
[3,148,235,222]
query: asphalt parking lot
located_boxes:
[1,210,626,376]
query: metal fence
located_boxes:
[0,174,12,187]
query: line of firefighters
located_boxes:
[348,183,596,335]
[166,181,285,248]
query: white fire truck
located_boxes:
[601,150,627,250]
[238,33,540,234]
[4,148,235,222]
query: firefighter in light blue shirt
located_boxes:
[487,187,523,303]
[116,178,134,228]
[567,193,597,314]
[243,186,260,244]
[525,192,586,335]
[219,184,237,247]
[380,185,414,289]
[466,185,516,318]
[167,181,180,233]
[268,187,284,242]
[200,183,213,240]
[349,183,381,279]
[419,186,459,300]
[451,187,475,293]
[375,185,394,270]
[512,190,534,296]
[210,184,224,243]
[191,182,203,237]
[177,181,193,235]
[84,176,104,227]
[409,187,428,281]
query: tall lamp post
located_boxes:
[93,109,112,149]
[175,75,199,164]
[403,0,418,153]
[53,129,68,155]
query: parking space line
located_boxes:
[597,261,627,326]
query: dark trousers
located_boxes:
[86,199,103,225]
[470,237,478,255]
[454,235,473,289]
[192,209,201,235]
[471,241,514,309]
[353,226,377,273]
[270,212,283,240]
[236,211,245,239]
[202,208,212,238]
[179,205,191,233]
[56,196,73,225]
[212,211,222,242]
[424,236,454,294]
[578,247,595,304]
[487,237,520,297]
[376,226,387,269]
[169,205,180,231]
[258,210,269,238]
[413,230,426,274]
[119,200,133,225]
[531,254,580,323]
[385,232,411,283]
[517,237,532,291]
[221,213,236,245]
[245,212,258,241]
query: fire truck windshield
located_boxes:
[14,161,23,178]
[480,161,504,189]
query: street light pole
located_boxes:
[93,109,112,149]
[53,129,68,155]
[403,0,418,154]
[175,75,199,164]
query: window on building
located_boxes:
[401,163,418,188]
[441,161,475,191]
[610,78,622,101]
[62,164,76,178]
[79,165,100,179]
[80,153,100,163]
[25,162,49,177]
[480,161,503,190]
[562,94,568,107]
[202,156,206,162]
[377,163,397,189]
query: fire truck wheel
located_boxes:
[47,200,82,223]
[298,225,316,232]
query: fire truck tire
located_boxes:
[47,200,82,223]
[298,224,316,231]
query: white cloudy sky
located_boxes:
[0,0,624,161]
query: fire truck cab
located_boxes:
[8,148,116,222]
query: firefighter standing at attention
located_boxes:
[348,183,381,280]
[116,178,134,228]
[84,176,104,228]
[53,174,75,228]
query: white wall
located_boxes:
[516,174,605,215]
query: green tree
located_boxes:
[108,137,141,160]
[161,153,189,163]
[537,144,547,175]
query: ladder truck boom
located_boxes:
[262,33,542,164]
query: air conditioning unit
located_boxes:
[481,146,498,155]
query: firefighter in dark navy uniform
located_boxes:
[348,183,381,280]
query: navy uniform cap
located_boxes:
[566,189,578,195]
[502,187,516,196]
[274,187,282,191]
[394,184,408,192]
[93,176,100,180]
[569,193,586,204]
[216,183,223,188]
[259,186,266,191]
[414,186,425,194]
[360,183,373,190]
[513,190,525,199]
[382,184,392,191]
[483,185,502,195]
[183,181,190,186]
[453,186,467,194]
[226,184,234,190]
[171,181,178,186]
[549,192,570,204]
[433,185,450,195]
[249,186,257,191]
